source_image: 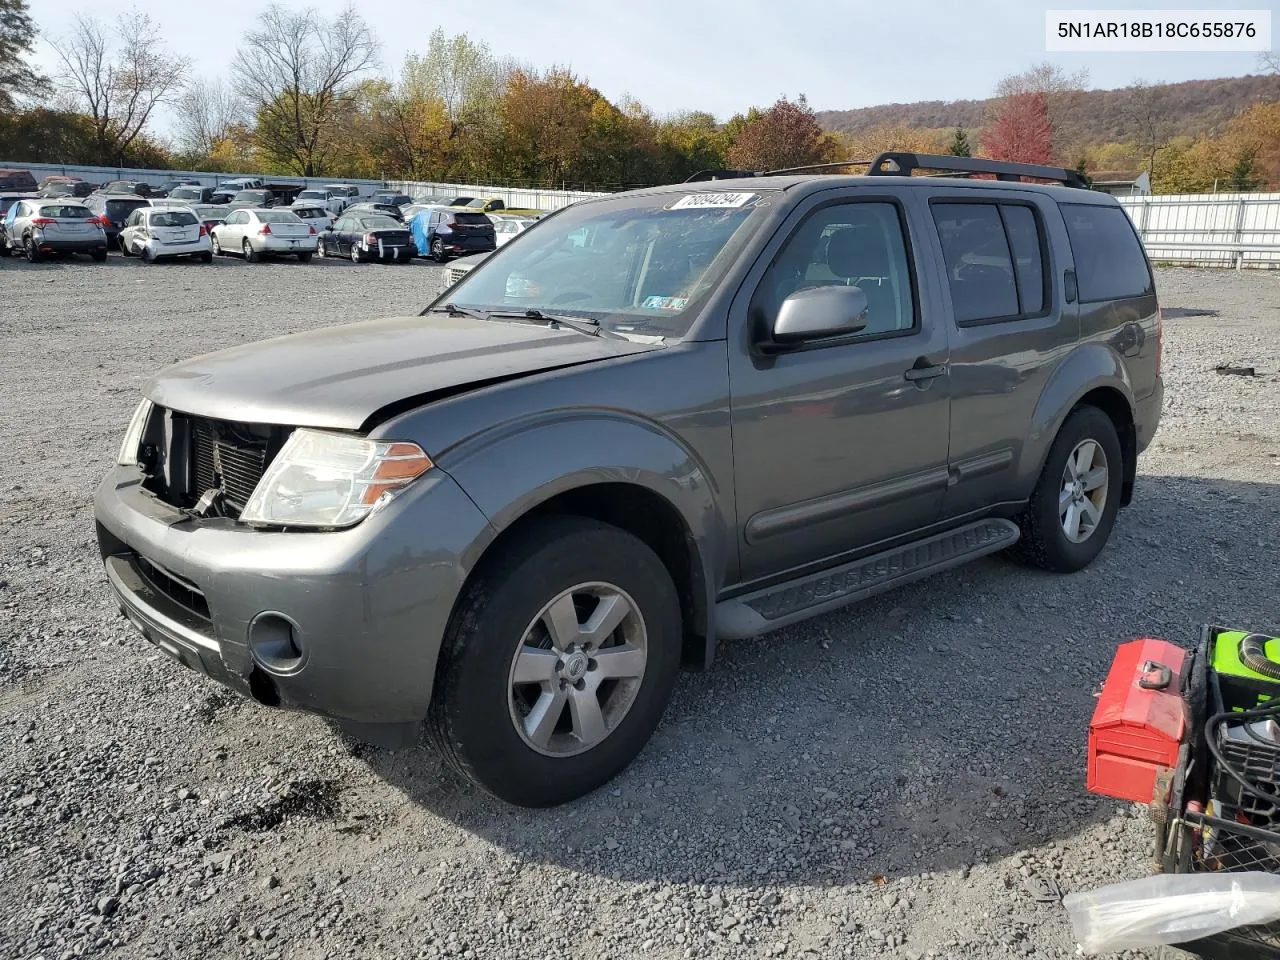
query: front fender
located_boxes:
[1019,342,1135,487]
[438,411,728,646]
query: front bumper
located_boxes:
[94,464,493,730]
[144,236,212,258]
[1135,375,1164,454]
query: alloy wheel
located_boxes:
[1059,439,1109,543]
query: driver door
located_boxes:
[728,193,952,583]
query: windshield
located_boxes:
[297,190,325,200]
[436,189,771,338]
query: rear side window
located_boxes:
[931,201,1048,324]
[1060,203,1152,302]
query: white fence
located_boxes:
[2,160,608,211]
[1118,192,1280,269]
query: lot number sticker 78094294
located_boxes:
[668,193,757,210]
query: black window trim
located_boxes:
[928,196,1053,328]
[1058,200,1154,305]
[749,194,923,355]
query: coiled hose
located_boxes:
[1241,633,1280,681]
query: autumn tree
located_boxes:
[981,92,1054,164]
[234,4,379,176]
[172,77,244,163]
[726,95,828,171]
[496,67,600,188]
[947,126,972,157]
[0,0,47,111]
[995,62,1089,161]
[49,13,188,165]
[1127,79,1170,182]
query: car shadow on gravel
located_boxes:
[358,472,1279,888]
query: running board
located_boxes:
[714,518,1020,639]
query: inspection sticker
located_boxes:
[641,296,689,310]
[668,192,756,210]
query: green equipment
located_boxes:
[1210,629,1280,708]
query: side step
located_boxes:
[714,518,1020,639]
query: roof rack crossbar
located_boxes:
[682,169,758,182]
[865,152,1088,188]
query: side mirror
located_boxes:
[772,285,870,344]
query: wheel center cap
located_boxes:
[1072,480,1083,498]
[563,652,589,682]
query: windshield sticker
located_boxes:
[641,296,689,310]
[667,192,756,210]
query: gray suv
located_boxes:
[94,153,1163,807]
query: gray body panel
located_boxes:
[95,172,1163,735]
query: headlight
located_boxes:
[117,398,153,466]
[239,429,433,529]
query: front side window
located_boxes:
[751,201,917,338]
[1061,203,1152,302]
[441,189,770,338]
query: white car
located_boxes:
[295,188,348,217]
[491,215,534,247]
[290,203,334,232]
[210,208,315,262]
[118,206,213,262]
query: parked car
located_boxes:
[219,177,264,191]
[445,195,474,207]
[401,202,447,222]
[4,199,107,261]
[343,201,405,221]
[458,196,544,217]
[491,214,535,247]
[372,192,413,208]
[169,185,215,204]
[318,212,415,262]
[117,206,213,263]
[0,192,41,248]
[410,206,496,261]
[94,154,1164,807]
[208,188,237,205]
[0,168,38,191]
[227,189,278,209]
[435,249,491,295]
[38,176,94,198]
[210,208,315,262]
[101,180,155,197]
[83,193,151,245]
[294,188,346,217]
[323,184,361,207]
[158,179,203,195]
[290,203,333,232]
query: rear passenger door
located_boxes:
[922,190,1078,518]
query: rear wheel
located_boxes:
[431,237,446,263]
[350,246,362,263]
[1008,405,1123,573]
[427,517,682,807]
[24,236,39,263]
[140,246,154,263]
[91,249,107,262]
[242,239,259,263]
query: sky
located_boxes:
[26,0,1278,130]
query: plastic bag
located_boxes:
[1064,872,1280,954]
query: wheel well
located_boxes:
[476,484,709,668]
[1074,387,1137,506]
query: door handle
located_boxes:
[904,360,947,382]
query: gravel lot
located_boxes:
[1,255,1278,960]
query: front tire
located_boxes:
[210,234,223,256]
[427,517,682,807]
[1008,405,1123,573]
[316,236,326,257]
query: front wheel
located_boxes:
[427,516,682,807]
[210,234,222,256]
[118,237,135,257]
[1008,405,1123,573]
[316,236,326,257]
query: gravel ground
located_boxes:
[1,257,1278,960]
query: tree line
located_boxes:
[1,0,1277,193]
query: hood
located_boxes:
[145,313,662,430]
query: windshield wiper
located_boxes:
[424,302,492,321]
[424,304,632,342]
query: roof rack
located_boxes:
[682,169,758,182]
[865,152,1088,188]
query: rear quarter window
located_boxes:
[1060,203,1152,302]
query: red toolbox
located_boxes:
[1087,638,1189,804]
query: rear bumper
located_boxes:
[93,465,494,728]
[1135,375,1164,454]
[144,237,212,258]
[361,240,415,260]
[256,236,314,254]
[33,237,107,253]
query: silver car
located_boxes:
[118,206,214,263]
[5,199,107,262]
[210,208,315,263]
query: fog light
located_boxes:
[247,612,304,674]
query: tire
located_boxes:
[242,239,259,263]
[296,252,312,263]
[24,236,39,263]
[350,246,362,263]
[140,245,154,263]
[91,249,107,262]
[1008,405,1124,573]
[199,251,213,264]
[431,237,446,263]
[210,234,222,256]
[427,516,682,807]
[316,237,326,257]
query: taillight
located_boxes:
[198,224,208,237]
[1155,306,1163,376]
[364,233,377,245]
[258,224,272,235]
[94,215,112,228]
[30,217,55,226]
[446,220,459,229]
[308,224,316,235]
